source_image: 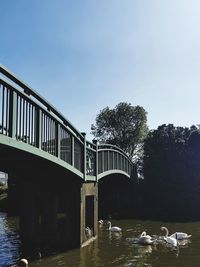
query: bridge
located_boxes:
[0,65,135,252]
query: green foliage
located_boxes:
[91,102,148,159]
[142,124,200,221]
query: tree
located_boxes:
[142,124,200,221]
[91,102,148,160]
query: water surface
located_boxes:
[1,213,200,267]
[0,213,21,266]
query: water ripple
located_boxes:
[0,212,21,266]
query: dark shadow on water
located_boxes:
[20,216,80,262]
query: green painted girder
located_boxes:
[0,135,84,179]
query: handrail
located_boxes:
[98,143,132,161]
[0,64,84,141]
[0,78,84,144]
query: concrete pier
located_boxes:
[80,182,98,246]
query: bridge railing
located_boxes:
[0,65,133,180]
[86,140,96,177]
[97,144,132,176]
[0,65,85,174]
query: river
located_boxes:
[1,212,200,267]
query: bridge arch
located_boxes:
[98,173,134,220]
[97,144,133,180]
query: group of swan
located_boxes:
[138,226,191,246]
[99,221,191,248]
[85,220,121,241]
[161,226,191,246]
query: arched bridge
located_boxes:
[0,65,132,181]
[0,65,134,250]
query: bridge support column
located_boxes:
[63,185,80,248]
[19,182,40,250]
[80,182,98,246]
[40,188,58,247]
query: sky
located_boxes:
[1,0,200,140]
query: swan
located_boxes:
[161,226,178,246]
[98,220,104,225]
[170,232,192,240]
[18,259,28,267]
[107,221,122,232]
[138,231,154,245]
[85,227,93,238]
[10,258,28,267]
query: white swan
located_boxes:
[107,221,122,232]
[85,227,93,239]
[11,258,29,267]
[138,231,154,245]
[170,232,192,240]
[161,226,178,246]
[98,220,104,225]
[19,259,28,267]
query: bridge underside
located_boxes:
[0,135,83,179]
[0,144,99,253]
[0,142,85,197]
[98,173,134,220]
[0,144,134,255]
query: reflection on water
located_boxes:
[0,212,21,266]
[1,213,200,267]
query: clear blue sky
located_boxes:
[1,0,200,140]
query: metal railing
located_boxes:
[0,65,133,180]
[98,144,132,176]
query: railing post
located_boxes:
[92,139,98,181]
[71,136,74,166]
[35,108,42,149]
[112,152,115,170]
[56,123,60,158]
[102,151,104,173]
[107,151,110,171]
[9,90,17,139]
[81,132,86,180]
